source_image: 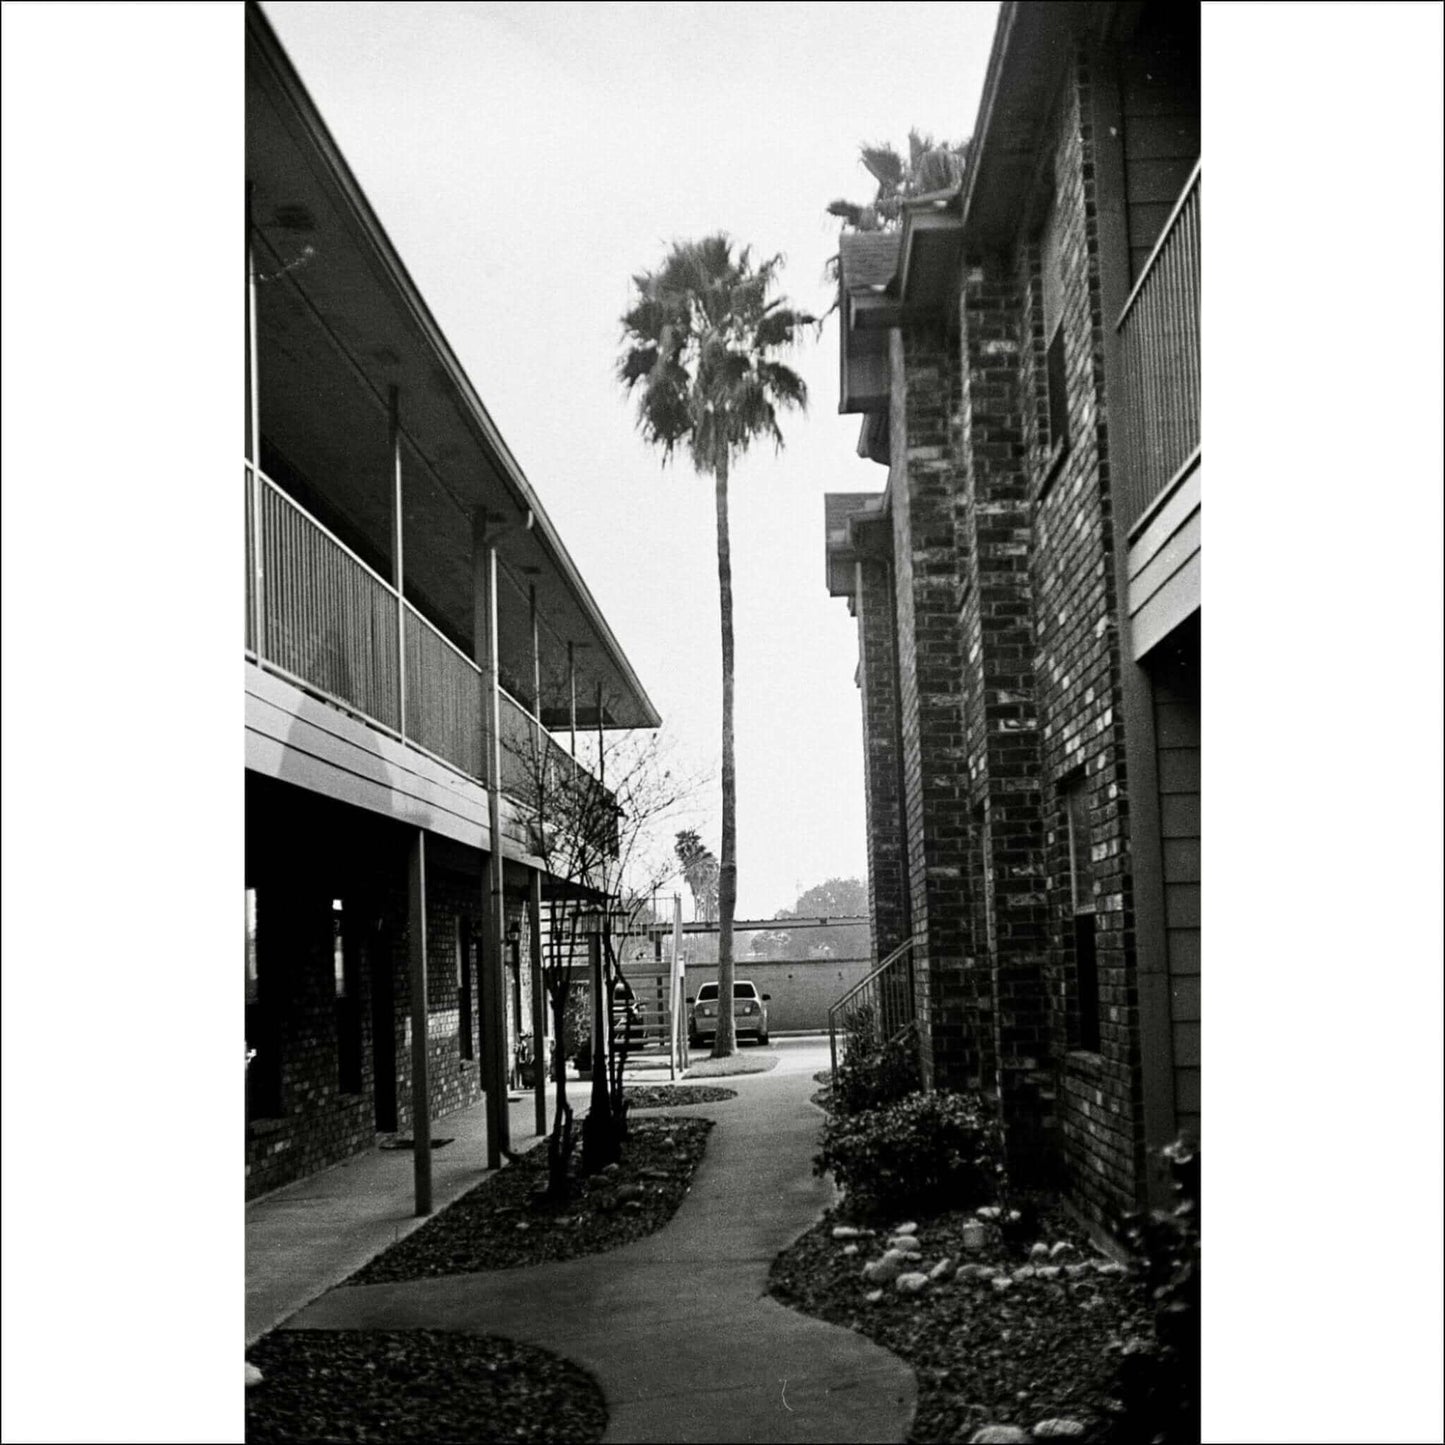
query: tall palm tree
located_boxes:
[618,235,814,1056]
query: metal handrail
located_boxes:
[827,935,917,1082]
[1116,160,1201,332]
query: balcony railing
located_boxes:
[245,462,605,813]
[827,935,918,1084]
[1115,162,1200,535]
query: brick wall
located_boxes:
[954,256,1056,1184]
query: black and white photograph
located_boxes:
[1,4,1441,1444]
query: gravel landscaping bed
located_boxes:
[684,1050,779,1078]
[245,1329,605,1444]
[769,1203,1152,1444]
[625,1084,736,1109]
[352,1115,713,1283]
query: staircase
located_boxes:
[540,898,680,1060]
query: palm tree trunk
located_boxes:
[713,453,737,1057]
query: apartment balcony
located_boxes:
[244,15,654,859]
[245,460,616,847]
[1116,163,1201,659]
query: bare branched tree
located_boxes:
[502,695,697,1199]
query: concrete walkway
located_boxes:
[247,1085,560,1345]
[275,1038,916,1443]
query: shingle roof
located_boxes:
[838,231,902,295]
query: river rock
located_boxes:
[975,1205,1002,1221]
[864,1288,883,1304]
[1029,1241,1051,1261]
[1096,1260,1128,1277]
[1012,1266,1036,1282]
[955,1263,989,1281]
[842,1243,859,1256]
[1033,1419,1087,1439]
[892,1221,918,1236]
[245,1363,263,1388]
[1049,1240,1076,1259]
[863,1251,908,1284]
[1065,1263,1092,1280]
[929,1257,955,1282]
[1034,1264,1063,1281]
[969,1426,1031,1444]
[990,1275,1015,1292]
[888,1234,923,1256]
[832,1225,868,1240]
[896,1272,930,1294]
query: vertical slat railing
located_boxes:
[258,475,401,732]
[498,688,540,803]
[404,607,483,777]
[1116,164,1201,533]
[247,466,612,815]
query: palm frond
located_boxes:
[616,345,659,388]
[859,143,904,190]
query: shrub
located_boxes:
[832,1008,922,1117]
[814,1089,1004,1217]
[1113,1138,1200,1444]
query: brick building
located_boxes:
[825,0,1199,1229]
[245,5,658,1202]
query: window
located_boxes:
[1040,196,1070,457]
[694,983,758,1001]
[333,899,362,1094]
[1063,776,1101,1052]
[245,887,281,1119]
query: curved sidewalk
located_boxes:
[284,1039,916,1443]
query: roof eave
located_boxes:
[247,2,660,730]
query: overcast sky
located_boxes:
[262,1,1000,918]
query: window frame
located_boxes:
[1061,774,1102,1054]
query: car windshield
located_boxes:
[695,983,757,1000]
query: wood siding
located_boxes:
[246,662,538,861]
[1120,17,1200,281]
[1127,457,1200,661]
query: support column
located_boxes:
[390,387,407,738]
[1091,47,1180,1208]
[529,869,546,1136]
[955,257,1051,1181]
[408,830,432,1215]
[887,323,972,1092]
[474,512,510,1168]
[568,641,577,758]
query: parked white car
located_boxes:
[688,979,770,1046]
